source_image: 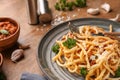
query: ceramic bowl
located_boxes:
[0,17,20,51]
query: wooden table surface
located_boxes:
[0,0,120,80]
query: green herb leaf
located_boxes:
[66,2,74,11]
[52,43,60,54]
[115,67,120,77]
[0,29,9,35]
[54,0,86,11]
[63,38,76,49]
[55,2,61,10]
[75,0,86,7]
[61,4,66,11]
[60,0,66,5]
[80,67,87,77]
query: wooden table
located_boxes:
[0,0,120,80]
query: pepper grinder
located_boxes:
[37,0,52,23]
[26,0,38,24]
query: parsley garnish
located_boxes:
[52,43,60,54]
[63,38,76,49]
[115,67,120,77]
[80,67,87,77]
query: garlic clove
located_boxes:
[11,49,24,62]
[87,8,100,15]
[101,3,111,13]
[109,14,120,22]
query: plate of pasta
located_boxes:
[37,18,120,80]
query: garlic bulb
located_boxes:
[87,8,100,15]
[109,14,120,22]
[101,3,111,13]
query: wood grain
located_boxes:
[0,0,120,80]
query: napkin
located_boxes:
[20,72,48,80]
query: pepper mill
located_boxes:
[37,0,52,23]
[26,0,38,24]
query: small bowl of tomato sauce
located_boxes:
[0,17,20,51]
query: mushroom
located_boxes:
[87,8,100,15]
[101,3,111,13]
[109,14,120,22]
